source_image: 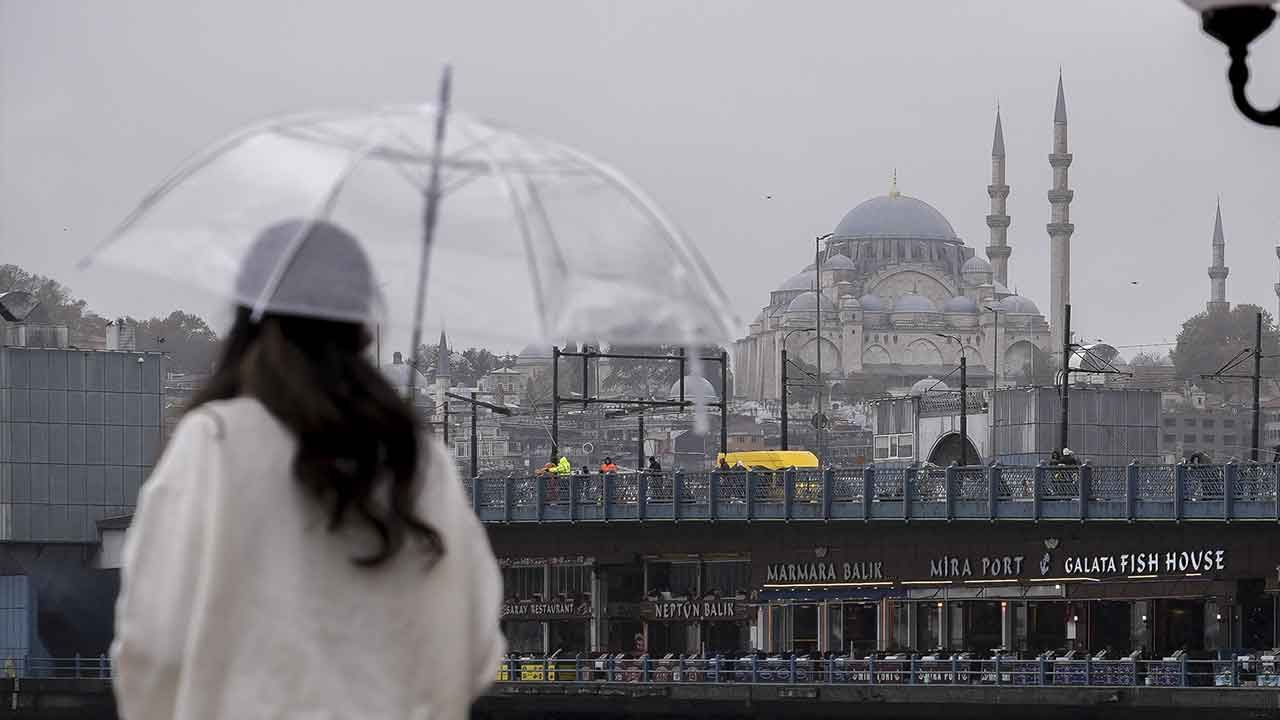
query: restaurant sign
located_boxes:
[502,599,592,620]
[641,599,751,621]
[765,561,884,584]
[1060,548,1225,577]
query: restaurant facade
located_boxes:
[487,521,1279,659]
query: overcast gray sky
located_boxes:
[3,0,1279,356]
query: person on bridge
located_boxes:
[554,455,573,476]
[111,220,504,720]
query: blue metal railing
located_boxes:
[493,653,1280,689]
[468,462,1280,523]
[8,653,1276,690]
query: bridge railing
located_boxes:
[466,461,1280,523]
[492,654,1279,689]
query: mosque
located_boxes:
[733,78,1081,402]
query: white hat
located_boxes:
[234,219,382,325]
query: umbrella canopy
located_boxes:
[81,102,737,351]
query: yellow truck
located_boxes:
[715,450,819,471]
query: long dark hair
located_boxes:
[189,306,443,567]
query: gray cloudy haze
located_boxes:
[2,0,1279,355]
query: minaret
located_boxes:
[1047,73,1075,349]
[1207,200,1230,313]
[986,106,1012,286]
[1274,243,1280,322]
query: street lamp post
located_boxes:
[780,326,817,451]
[1183,1,1280,127]
[814,233,834,463]
[983,304,1001,388]
[936,333,970,467]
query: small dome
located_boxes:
[859,294,885,311]
[993,281,1012,297]
[778,269,817,291]
[669,375,718,402]
[910,377,949,396]
[787,290,836,314]
[962,256,992,274]
[824,254,855,270]
[833,194,959,241]
[943,295,979,313]
[840,296,862,309]
[999,295,1041,315]
[893,293,938,313]
[518,344,553,360]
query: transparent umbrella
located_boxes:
[80,71,737,382]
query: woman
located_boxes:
[111,220,504,720]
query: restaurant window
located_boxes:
[503,565,545,599]
[916,603,942,651]
[549,564,591,598]
[703,560,750,598]
[548,620,589,654]
[646,561,699,598]
[502,621,544,654]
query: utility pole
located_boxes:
[638,412,646,472]
[959,354,968,466]
[814,236,824,463]
[781,347,789,450]
[720,348,729,460]
[470,390,479,479]
[1253,311,1262,461]
[552,346,560,456]
[1060,303,1072,453]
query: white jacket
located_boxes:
[111,397,504,720]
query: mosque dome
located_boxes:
[962,256,992,274]
[858,294,885,312]
[669,375,718,402]
[518,344,553,360]
[840,295,862,310]
[778,269,817,291]
[910,377,949,396]
[893,293,938,313]
[833,194,959,242]
[943,295,979,314]
[824,254,855,270]
[999,295,1041,314]
[993,281,1012,297]
[787,291,836,314]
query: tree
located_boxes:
[1129,350,1169,367]
[132,311,219,375]
[523,368,554,409]
[600,344,682,399]
[1,264,100,344]
[1170,305,1280,402]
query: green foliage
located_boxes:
[131,310,219,374]
[1171,305,1280,401]
[600,344,682,399]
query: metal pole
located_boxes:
[781,348,789,451]
[443,400,449,445]
[1253,311,1263,461]
[1060,304,1071,453]
[552,346,560,456]
[720,349,729,460]
[679,348,686,403]
[582,344,590,410]
[638,413,645,472]
[471,391,479,479]
[992,310,999,389]
[960,354,968,467]
[815,236,823,463]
